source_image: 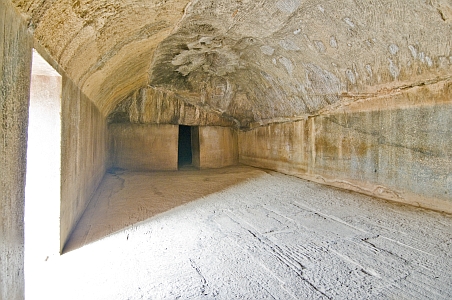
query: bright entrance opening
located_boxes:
[25,49,62,297]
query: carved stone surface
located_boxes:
[12,0,190,115]
[149,0,452,126]
[108,124,238,171]
[11,0,452,126]
[109,124,179,171]
[0,1,32,299]
[108,87,237,127]
[31,167,452,299]
[3,1,452,298]
[239,79,452,213]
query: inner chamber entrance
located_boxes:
[178,125,199,169]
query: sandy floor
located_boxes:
[27,166,452,299]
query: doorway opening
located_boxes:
[178,125,193,168]
[178,126,199,169]
[25,49,62,297]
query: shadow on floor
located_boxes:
[62,165,266,253]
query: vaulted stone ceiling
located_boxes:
[13,0,452,128]
[13,0,190,114]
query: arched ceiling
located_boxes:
[13,0,452,128]
[13,0,191,114]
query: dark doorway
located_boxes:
[178,125,193,168]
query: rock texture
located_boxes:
[109,124,238,171]
[239,78,452,213]
[42,44,110,253]
[12,0,190,115]
[0,1,32,299]
[197,126,238,169]
[11,0,452,126]
[108,87,237,127]
[109,124,179,171]
[32,167,452,299]
[3,1,452,298]
[149,0,452,127]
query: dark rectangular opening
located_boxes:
[178,125,193,168]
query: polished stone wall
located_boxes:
[109,124,179,171]
[33,42,110,253]
[59,73,108,252]
[0,0,32,298]
[109,124,238,171]
[240,80,452,213]
[197,126,238,169]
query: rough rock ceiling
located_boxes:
[13,0,190,114]
[13,0,452,128]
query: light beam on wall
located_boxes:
[25,49,62,298]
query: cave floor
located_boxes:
[28,166,452,299]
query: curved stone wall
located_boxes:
[2,1,452,298]
[11,1,452,126]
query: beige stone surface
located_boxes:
[9,0,452,125]
[29,42,109,253]
[30,166,452,299]
[148,0,452,127]
[198,126,238,169]
[12,0,190,116]
[0,1,32,298]
[60,63,108,252]
[63,166,261,252]
[239,79,452,213]
[2,0,452,298]
[109,123,179,171]
[108,124,237,171]
[108,87,236,127]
